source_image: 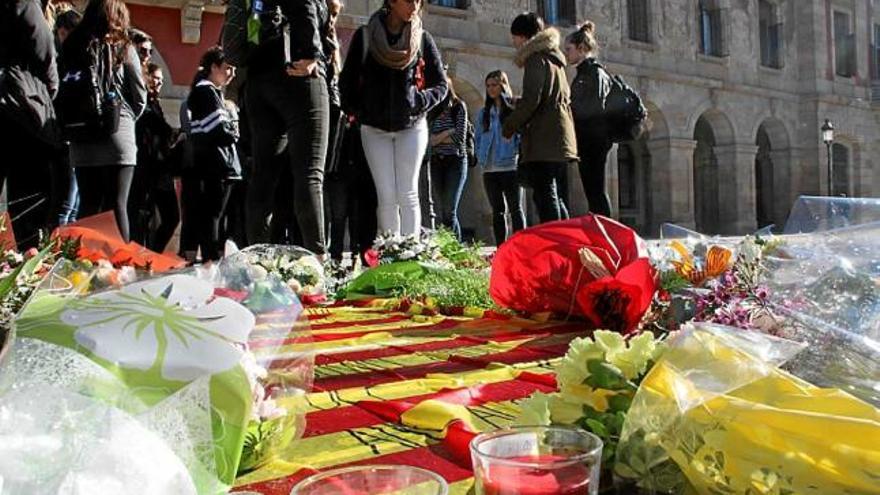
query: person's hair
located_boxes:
[510,12,543,39]
[128,28,151,45]
[146,62,161,74]
[482,70,514,132]
[54,8,82,34]
[191,45,227,89]
[382,0,425,15]
[565,20,598,56]
[64,0,132,66]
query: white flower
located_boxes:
[60,275,255,382]
[250,265,268,281]
[118,266,137,285]
[400,250,416,260]
[254,397,286,421]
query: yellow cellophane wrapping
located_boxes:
[617,325,880,495]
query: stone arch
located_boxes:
[615,100,668,233]
[754,117,792,228]
[687,105,736,145]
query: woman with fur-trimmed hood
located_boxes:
[502,12,578,224]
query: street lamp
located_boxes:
[821,119,834,196]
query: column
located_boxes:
[646,138,697,233]
[714,143,759,234]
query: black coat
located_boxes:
[247,0,329,77]
[339,23,448,132]
[0,0,58,96]
[187,81,241,178]
[570,57,611,141]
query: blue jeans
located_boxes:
[59,166,79,225]
[430,154,467,239]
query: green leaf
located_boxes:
[584,359,633,390]
[584,418,607,438]
[607,393,633,413]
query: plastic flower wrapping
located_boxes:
[0,246,315,494]
[614,322,880,495]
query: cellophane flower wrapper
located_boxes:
[0,255,313,495]
[615,322,880,495]
[758,197,880,406]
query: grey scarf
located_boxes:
[366,10,423,70]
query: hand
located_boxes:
[286,59,318,77]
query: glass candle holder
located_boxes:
[290,465,448,495]
[470,426,603,495]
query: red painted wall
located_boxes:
[127,3,224,86]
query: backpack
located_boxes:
[221,0,259,67]
[56,39,122,142]
[222,0,288,67]
[452,101,477,168]
[600,65,648,143]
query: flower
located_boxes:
[576,258,657,334]
[60,274,256,382]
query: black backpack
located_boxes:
[56,39,122,142]
[597,63,647,143]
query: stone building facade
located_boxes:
[131,0,880,241]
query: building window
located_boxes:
[627,0,650,42]
[537,0,576,26]
[429,0,467,7]
[759,0,783,68]
[699,1,726,57]
[832,143,850,196]
[834,11,856,77]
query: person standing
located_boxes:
[245,0,330,256]
[61,0,146,243]
[186,47,241,262]
[339,0,448,237]
[133,63,179,251]
[53,7,81,227]
[565,21,612,217]
[502,12,577,225]
[476,70,524,245]
[428,76,467,239]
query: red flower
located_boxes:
[576,258,657,334]
[364,248,380,268]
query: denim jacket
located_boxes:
[475,105,519,172]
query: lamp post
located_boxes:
[821,119,834,196]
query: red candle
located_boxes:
[479,455,592,495]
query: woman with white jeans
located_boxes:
[339,0,448,236]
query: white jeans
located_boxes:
[360,119,429,236]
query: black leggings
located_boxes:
[75,165,135,243]
[577,134,613,217]
[245,71,329,254]
[181,169,233,262]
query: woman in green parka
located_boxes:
[502,12,578,224]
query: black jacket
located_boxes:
[0,0,58,96]
[570,58,611,139]
[187,80,241,178]
[247,0,328,77]
[339,23,448,132]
